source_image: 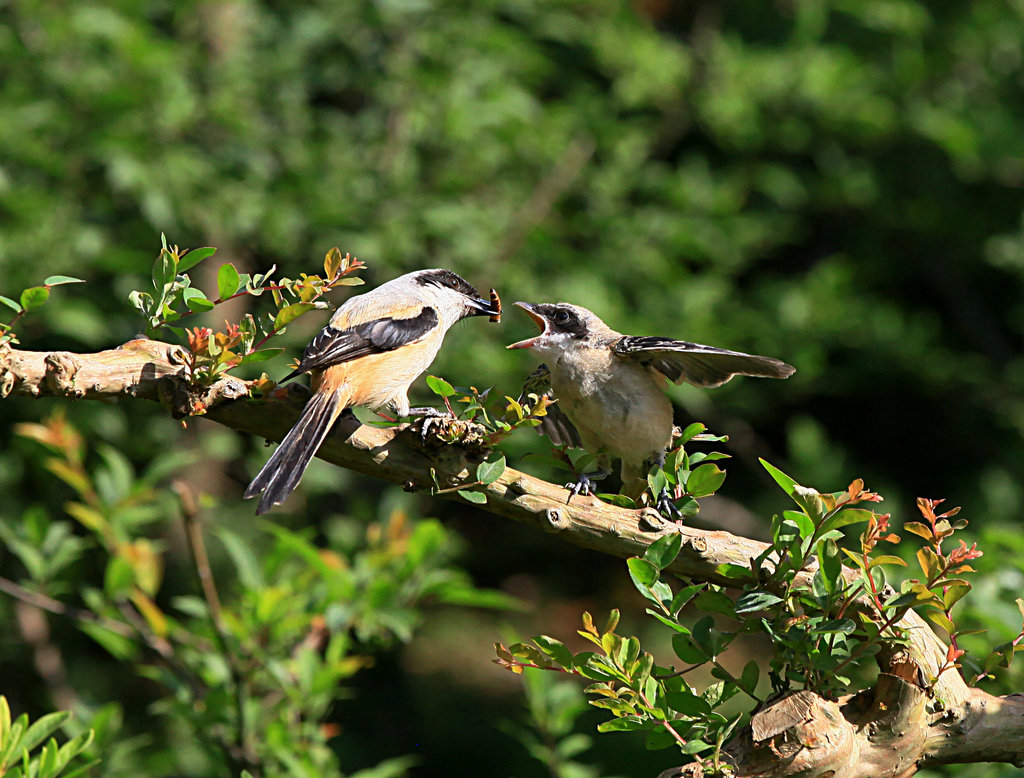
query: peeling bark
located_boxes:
[3,340,1023,776]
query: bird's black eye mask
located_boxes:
[535,304,587,339]
[416,269,482,298]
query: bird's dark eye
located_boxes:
[555,311,570,323]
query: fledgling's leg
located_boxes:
[565,469,610,503]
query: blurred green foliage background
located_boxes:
[2,0,1024,775]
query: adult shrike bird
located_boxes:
[508,302,793,513]
[244,269,501,514]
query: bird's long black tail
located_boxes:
[243,389,346,514]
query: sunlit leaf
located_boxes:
[178,247,217,272]
[644,533,682,570]
[476,454,505,485]
[43,275,85,286]
[686,463,726,497]
[426,375,456,398]
[238,348,285,365]
[760,458,797,496]
[217,263,241,300]
[273,302,316,329]
[20,286,50,311]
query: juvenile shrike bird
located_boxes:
[244,269,501,514]
[508,302,794,513]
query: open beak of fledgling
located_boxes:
[467,288,503,322]
[506,302,548,350]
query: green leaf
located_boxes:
[43,275,85,286]
[644,533,682,570]
[178,247,217,272]
[645,610,691,633]
[647,468,668,496]
[217,263,241,300]
[627,558,659,590]
[790,509,815,540]
[740,660,760,695]
[274,302,316,329]
[869,554,909,568]
[793,485,826,521]
[818,538,842,594]
[21,711,70,753]
[458,489,487,504]
[671,584,703,613]
[925,610,955,635]
[681,739,712,755]
[238,348,285,365]
[104,556,135,598]
[182,287,215,312]
[822,508,876,531]
[814,619,856,635]
[715,563,751,581]
[760,458,797,496]
[533,635,572,667]
[734,591,783,614]
[671,633,707,664]
[644,727,680,751]
[694,589,735,617]
[596,717,646,732]
[916,547,942,581]
[665,691,712,717]
[686,463,726,497]
[476,455,506,485]
[677,422,706,443]
[884,590,927,611]
[596,493,637,509]
[0,294,22,313]
[20,286,50,311]
[153,251,176,289]
[425,375,456,398]
[943,582,972,610]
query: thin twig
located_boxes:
[0,575,135,638]
[175,480,257,774]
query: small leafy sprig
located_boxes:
[414,378,562,506]
[128,237,365,384]
[0,696,96,778]
[421,377,557,445]
[495,535,745,770]
[0,276,84,345]
[895,498,1024,684]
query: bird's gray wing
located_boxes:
[518,364,582,448]
[613,336,795,388]
[281,307,439,381]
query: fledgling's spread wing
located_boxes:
[281,306,439,381]
[518,363,582,448]
[613,336,795,388]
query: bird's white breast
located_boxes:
[547,346,673,467]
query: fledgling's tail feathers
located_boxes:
[243,388,348,514]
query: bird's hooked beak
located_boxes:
[507,302,548,350]
[466,288,503,322]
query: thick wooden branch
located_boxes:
[3,340,1023,776]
